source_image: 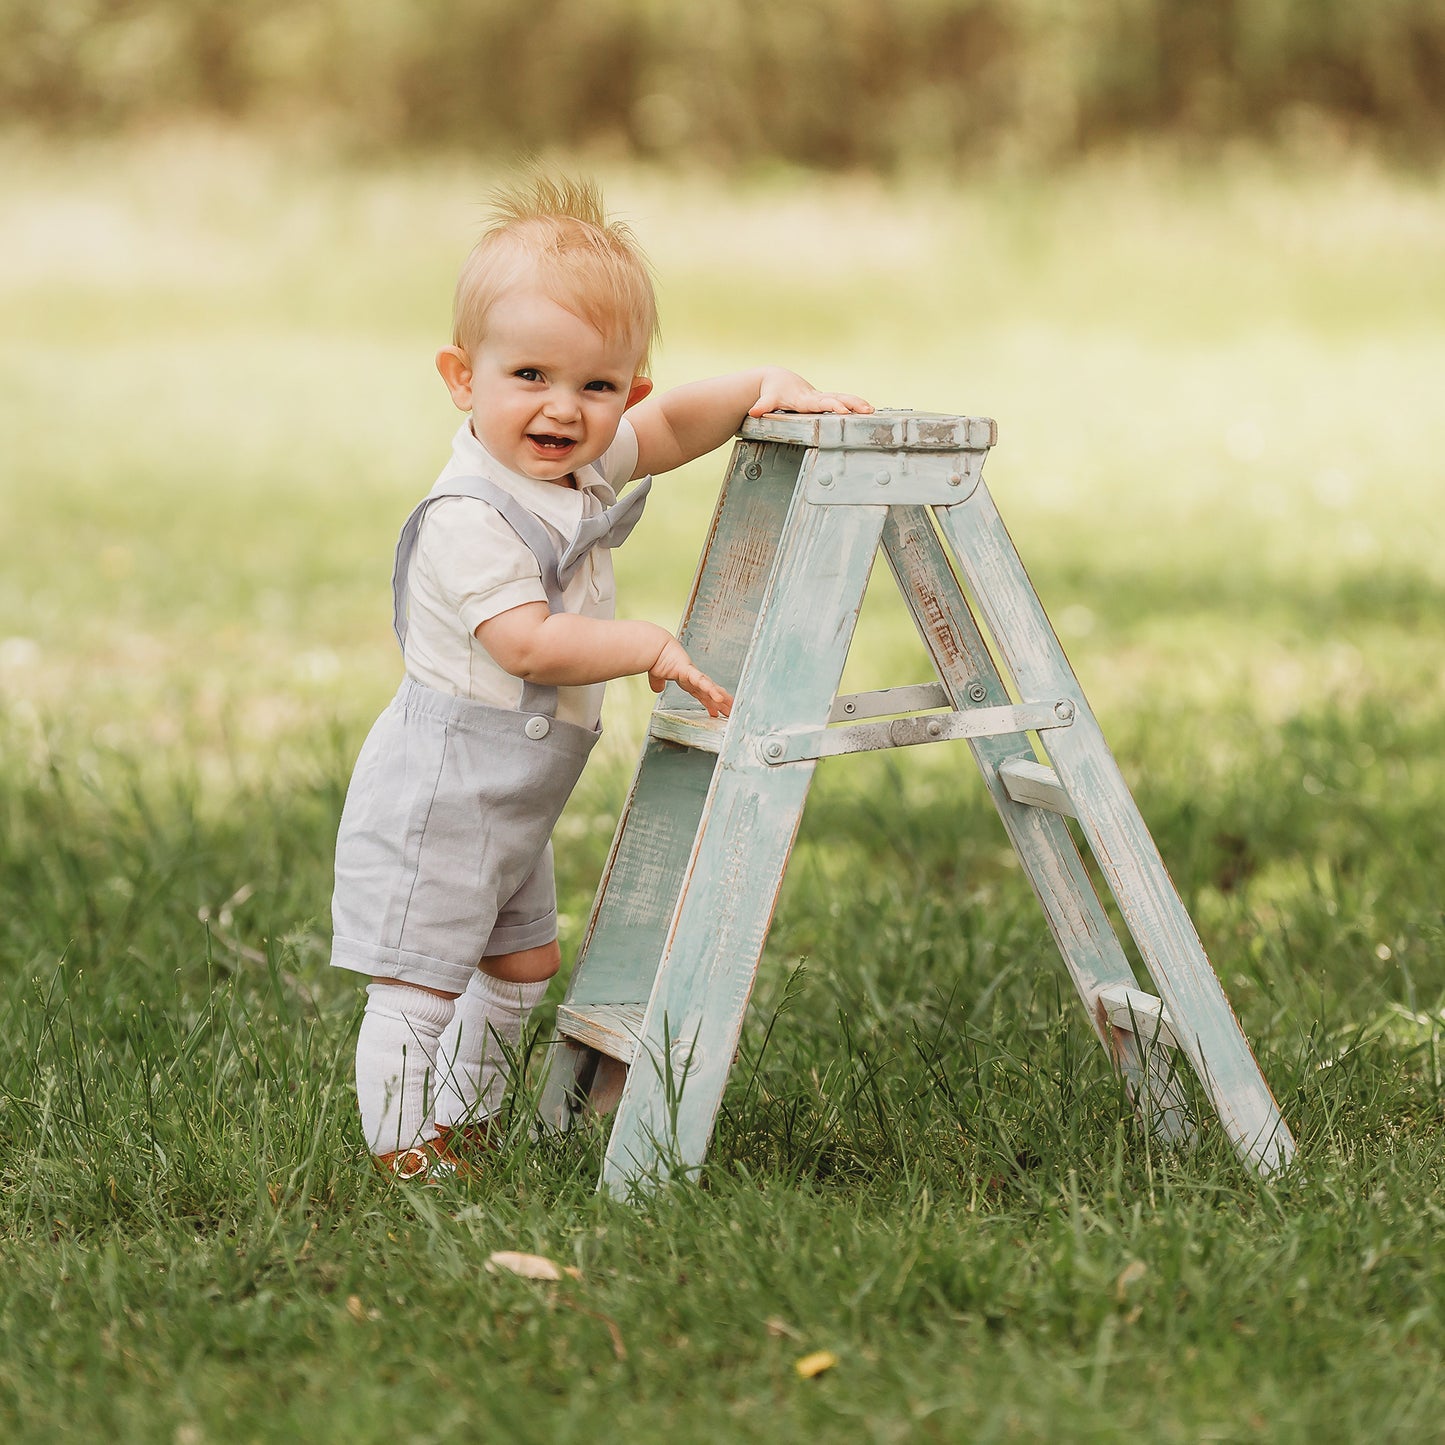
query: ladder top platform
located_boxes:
[740,410,997,452]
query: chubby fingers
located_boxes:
[748,389,874,417]
[677,666,733,717]
[687,669,733,717]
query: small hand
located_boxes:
[648,636,733,718]
[748,366,873,418]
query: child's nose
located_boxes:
[542,390,581,421]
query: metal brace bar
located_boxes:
[829,682,950,722]
[760,698,1075,765]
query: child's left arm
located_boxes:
[627,367,872,479]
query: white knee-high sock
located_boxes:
[355,982,456,1155]
[435,972,549,1129]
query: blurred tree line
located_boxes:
[4,0,1443,165]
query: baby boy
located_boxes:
[329,173,870,1179]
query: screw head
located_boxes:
[947,471,964,487]
[926,719,943,738]
[744,462,763,481]
[1055,701,1076,722]
[968,682,988,702]
[764,739,785,760]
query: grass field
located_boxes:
[3,130,1445,1442]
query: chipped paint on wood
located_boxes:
[739,409,996,452]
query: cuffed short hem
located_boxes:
[481,907,558,957]
[330,936,478,995]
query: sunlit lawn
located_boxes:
[2,131,1444,1441]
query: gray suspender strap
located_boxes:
[392,475,563,716]
[391,472,652,718]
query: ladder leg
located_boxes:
[541,438,800,1128]
[881,507,1192,1142]
[934,484,1294,1173]
[601,489,888,1193]
[538,739,715,1128]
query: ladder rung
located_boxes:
[556,1003,646,1064]
[1097,986,1179,1050]
[997,757,1075,817]
[649,710,727,753]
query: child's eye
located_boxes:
[583,379,616,393]
[514,368,542,382]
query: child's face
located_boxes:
[438,285,650,484]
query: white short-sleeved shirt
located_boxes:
[402,419,641,729]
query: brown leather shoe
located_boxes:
[434,1119,498,1154]
[372,1136,471,1182]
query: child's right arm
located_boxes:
[474,605,732,717]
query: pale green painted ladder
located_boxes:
[540,410,1294,1193]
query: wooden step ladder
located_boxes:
[539,410,1294,1193]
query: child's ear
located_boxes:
[436,346,474,411]
[624,377,654,410]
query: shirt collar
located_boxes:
[443,422,618,518]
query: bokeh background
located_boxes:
[3,5,1445,1440]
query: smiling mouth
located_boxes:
[528,433,576,451]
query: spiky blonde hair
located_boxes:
[452,172,659,374]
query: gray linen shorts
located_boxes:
[329,678,598,994]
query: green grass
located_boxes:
[3,130,1445,1441]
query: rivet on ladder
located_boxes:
[875,468,891,485]
[744,462,763,480]
[926,719,943,738]
[764,738,785,761]
[948,471,965,487]
[1055,700,1076,722]
[968,682,988,702]
[816,470,834,487]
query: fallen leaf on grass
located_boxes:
[795,1350,839,1379]
[345,1295,380,1323]
[766,1316,801,1339]
[487,1250,568,1281]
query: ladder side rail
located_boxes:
[659,437,802,706]
[933,483,1294,1174]
[583,434,801,978]
[542,440,797,1125]
[880,507,1192,1142]
[601,473,889,1192]
[537,741,715,1128]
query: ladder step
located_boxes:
[556,1003,646,1064]
[649,709,727,753]
[1096,985,1179,1050]
[997,757,1075,817]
